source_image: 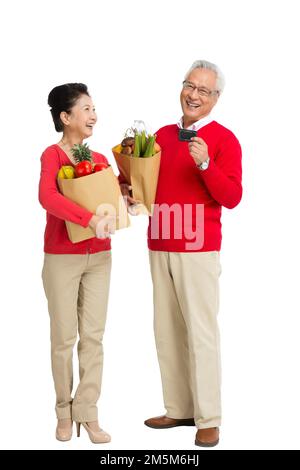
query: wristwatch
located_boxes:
[197,157,210,171]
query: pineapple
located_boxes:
[71,143,94,178]
[71,143,93,163]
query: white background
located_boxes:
[0,0,299,451]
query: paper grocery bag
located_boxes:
[112,145,161,214]
[58,166,130,243]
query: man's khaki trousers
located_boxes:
[149,250,222,429]
[42,251,111,422]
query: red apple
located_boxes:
[93,162,108,172]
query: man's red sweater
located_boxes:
[39,144,111,254]
[148,121,242,252]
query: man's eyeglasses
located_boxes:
[182,81,220,98]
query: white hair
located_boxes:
[185,60,225,94]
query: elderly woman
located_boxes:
[39,83,114,444]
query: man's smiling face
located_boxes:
[180,68,219,128]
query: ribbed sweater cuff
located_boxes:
[81,212,94,228]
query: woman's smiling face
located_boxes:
[60,94,97,138]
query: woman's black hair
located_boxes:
[48,83,90,132]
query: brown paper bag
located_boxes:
[58,166,130,243]
[112,145,161,214]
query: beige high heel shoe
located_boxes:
[76,422,111,444]
[56,419,73,441]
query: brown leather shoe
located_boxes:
[144,415,195,429]
[195,427,219,447]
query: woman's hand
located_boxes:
[88,214,117,239]
[89,215,100,233]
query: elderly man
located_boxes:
[123,60,242,447]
